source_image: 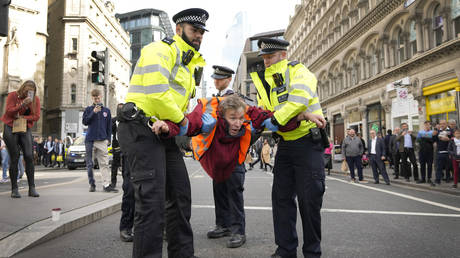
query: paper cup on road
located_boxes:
[51,208,61,221]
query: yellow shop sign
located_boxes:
[428,96,456,114]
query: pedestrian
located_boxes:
[82,89,114,193]
[384,129,393,168]
[249,138,264,170]
[324,138,333,175]
[368,130,390,185]
[53,138,64,168]
[44,136,54,167]
[51,138,59,167]
[389,127,401,179]
[342,129,364,182]
[37,137,44,166]
[0,80,40,198]
[32,136,39,165]
[448,128,460,188]
[0,135,9,183]
[396,123,419,182]
[249,37,327,258]
[448,119,457,131]
[357,132,367,154]
[117,8,209,258]
[262,138,273,172]
[433,120,452,184]
[417,121,435,185]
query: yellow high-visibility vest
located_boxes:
[125,34,206,123]
[250,59,323,141]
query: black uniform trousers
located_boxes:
[400,148,419,180]
[118,120,193,258]
[393,151,401,177]
[419,150,433,181]
[212,164,246,235]
[111,151,121,186]
[272,134,325,258]
[119,154,135,231]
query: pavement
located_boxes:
[0,165,122,258]
[329,161,460,196]
[7,158,460,258]
[2,159,460,257]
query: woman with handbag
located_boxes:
[1,80,40,198]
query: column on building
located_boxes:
[415,15,424,53]
[423,18,432,51]
[382,36,390,68]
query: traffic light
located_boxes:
[0,0,12,37]
[91,50,106,85]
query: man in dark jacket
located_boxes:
[433,120,452,184]
[417,121,435,185]
[369,130,390,185]
[82,89,116,193]
[384,129,393,168]
[342,129,364,182]
[389,127,401,179]
[396,123,419,182]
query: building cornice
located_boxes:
[321,39,460,106]
[62,16,130,65]
[309,0,404,72]
[9,4,39,15]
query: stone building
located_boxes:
[45,0,131,139]
[233,29,285,103]
[285,0,460,144]
[0,0,48,136]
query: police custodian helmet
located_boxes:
[211,65,235,79]
[172,8,209,31]
[257,37,290,56]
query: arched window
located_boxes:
[453,0,460,38]
[396,29,405,64]
[433,4,444,46]
[409,20,417,57]
[71,84,76,104]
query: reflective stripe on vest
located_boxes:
[192,97,252,164]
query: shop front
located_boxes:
[366,103,385,141]
[391,88,419,131]
[347,110,363,136]
[423,78,460,123]
[333,114,344,145]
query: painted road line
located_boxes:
[0,176,87,196]
[192,205,460,217]
[326,176,460,213]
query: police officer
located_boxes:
[117,8,209,258]
[249,37,326,258]
[206,66,247,248]
[211,65,235,97]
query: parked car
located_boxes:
[66,136,112,170]
[332,144,344,162]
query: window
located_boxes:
[71,84,76,104]
[433,5,444,46]
[131,31,141,44]
[151,15,160,26]
[453,0,460,37]
[131,47,141,61]
[72,38,78,52]
[251,40,259,51]
[409,21,417,57]
[141,29,152,45]
[397,29,405,64]
[153,30,161,42]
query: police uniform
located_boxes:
[249,38,325,258]
[211,65,235,97]
[117,8,208,258]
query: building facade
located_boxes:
[0,0,48,136]
[233,29,285,103]
[286,0,460,145]
[45,0,131,139]
[116,8,174,72]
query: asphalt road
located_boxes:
[15,158,460,258]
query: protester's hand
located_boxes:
[178,118,189,136]
[152,120,169,135]
[201,113,217,133]
[23,97,32,106]
[262,118,279,132]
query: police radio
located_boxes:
[273,73,284,87]
[182,50,193,65]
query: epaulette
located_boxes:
[162,37,175,45]
[288,61,300,66]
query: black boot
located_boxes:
[11,188,21,198]
[207,226,231,239]
[28,186,40,197]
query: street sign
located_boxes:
[65,123,78,133]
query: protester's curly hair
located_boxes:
[218,95,246,116]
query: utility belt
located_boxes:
[116,102,156,130]
[279,127,329,149]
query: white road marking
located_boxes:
[326,176,460,213]
[192,205,460,217]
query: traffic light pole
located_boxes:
[104,48,109,107]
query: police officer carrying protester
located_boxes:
[117,8,211,258]
[249,38,327,258]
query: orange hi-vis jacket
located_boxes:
[191,97,252,166]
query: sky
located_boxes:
[113,0,300,96]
